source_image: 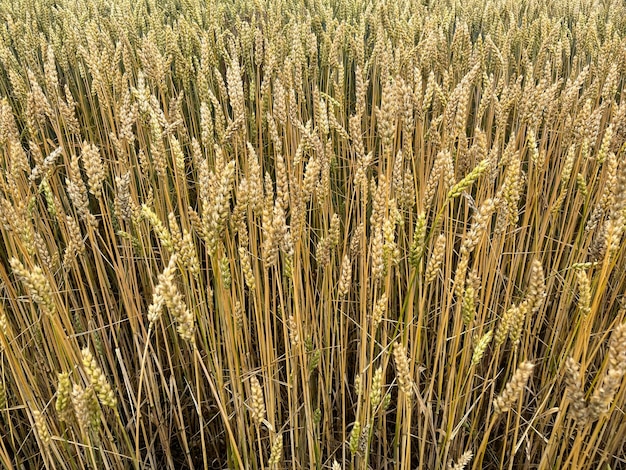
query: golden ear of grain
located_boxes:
[80,141,104,198]
[71,384,99,432]
[409,213,427,267]
[348,420,361,455]
[493,361,534,414]
[9,258,56,316]
[63,215,85,267]
[425,234,446,284]
[249,376,265,426]
[461,282,476,326]
[55,372,72,416]
[268,434,283,466]
[81,349,117,408]
[371,293,387,330]
[370,366,384,410]
[448,450,473,470]
[32,410,51,447]
[393,342,413,398]
[471,330,493,366]
[589,323,626,420]
[287,315,301,348]
[576,270,592,316]
[337,254,352,297]
[564,357,590,425]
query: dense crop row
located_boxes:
[0,0,626,468]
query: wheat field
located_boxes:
[0,0,625,468]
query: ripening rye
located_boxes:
[1,0,626,468]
